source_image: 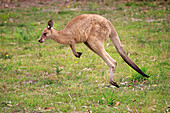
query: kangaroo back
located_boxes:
[108,22,149,78]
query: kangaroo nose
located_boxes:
[38,40,41,43]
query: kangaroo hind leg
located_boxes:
[105,53,119,87]
[85,40,119,88]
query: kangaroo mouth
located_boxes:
[38,39,43,43]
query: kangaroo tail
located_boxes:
[109,23,149,78]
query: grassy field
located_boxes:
[0,0,169,112]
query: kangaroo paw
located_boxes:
[110,81,119,88]
[76,52,82,58]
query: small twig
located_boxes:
[68,93,72,103]
[127,106,133,113]
[135,108,138,113]
[68,93,77,112]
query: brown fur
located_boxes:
[38,14,149,88]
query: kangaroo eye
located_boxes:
[43,33,47,36]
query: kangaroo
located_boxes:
[38,14,149,88]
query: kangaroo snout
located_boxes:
[38,36,44,43]
[38,39,43,43]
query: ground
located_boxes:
[0,0,169,112]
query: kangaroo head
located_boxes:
[38,19,54,43]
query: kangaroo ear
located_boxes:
[47,19,54,29]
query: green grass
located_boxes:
[0,1,169,112]
[103,90,115,106]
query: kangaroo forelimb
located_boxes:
[70,45,82,58]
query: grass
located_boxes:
[0,0,169,112]
[103,90,115,106]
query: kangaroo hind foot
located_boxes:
[109,80,119,88]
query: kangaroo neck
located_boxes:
[51,29,70,45]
